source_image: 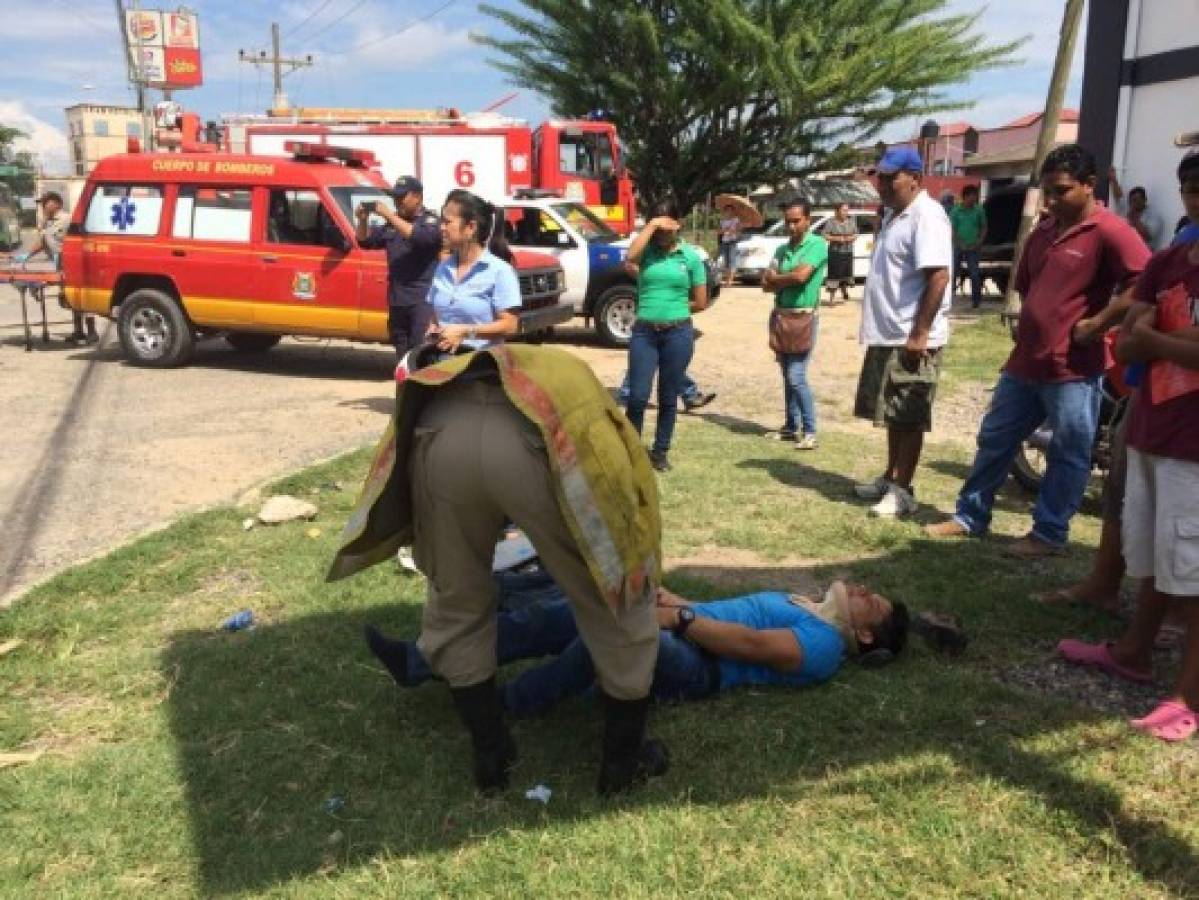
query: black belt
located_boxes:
[636,318,691,331]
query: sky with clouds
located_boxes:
[0,0,1085,174]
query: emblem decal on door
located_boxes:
[292,271,317,300]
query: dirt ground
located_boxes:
[0,281,994,605]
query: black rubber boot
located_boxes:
[597,692,669,796]
[363,624,414,687]
[449,677,516,794]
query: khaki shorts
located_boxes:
[1122,447,1199,597]
[854,345,942,432]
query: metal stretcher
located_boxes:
[0,261,63,351]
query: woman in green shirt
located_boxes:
[624,198,709,471]
[763,200,828,449]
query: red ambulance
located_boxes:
[60,142,570,367]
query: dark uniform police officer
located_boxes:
[355,175,441,357]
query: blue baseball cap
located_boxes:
[871,146,924,175]
[391,175,423,198]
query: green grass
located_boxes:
[4,366,1199,897]
[941,313,1013,393]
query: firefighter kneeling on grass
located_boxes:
[328,344,668,796]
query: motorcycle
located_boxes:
[1010,376,1127,493]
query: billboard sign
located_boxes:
[125,8,202,89]
[165,11,199,48]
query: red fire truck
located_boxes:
[224,107,637,235]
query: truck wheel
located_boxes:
[595,286,637,347]
[117,288,194,368]
[225,332,282,353]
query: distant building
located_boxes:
[1078,0,1198,233]
[873,122,979,176]
[65,104,143,176]
[960,110,1079,184]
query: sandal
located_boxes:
[1130,700,1198,743]
[1056,639,1153,684]
[1032,586,1121,616]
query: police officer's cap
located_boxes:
[391,176,423,199]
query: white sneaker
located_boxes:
[869,484,918,518]
[795,434,819,451]
[396,547,419,573]
[853,477,891,501]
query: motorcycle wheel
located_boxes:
[1011,440,1047,493]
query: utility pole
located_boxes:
[114,0,153,149]
[238,23,314,114]
[1003,0,1085,320]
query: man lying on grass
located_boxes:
[366,580,910,715]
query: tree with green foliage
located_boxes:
[477,0,1021,213]
[0,125,36,196]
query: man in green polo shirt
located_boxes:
[949,185,987,308]
[762,200,828,449]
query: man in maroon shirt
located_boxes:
[927,145,1150,557]
[1057,149,1199,742]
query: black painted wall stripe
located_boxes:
[1120,45,1199,86]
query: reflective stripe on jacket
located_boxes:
[327,344,661,613]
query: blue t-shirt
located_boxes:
[1173,223,1199,246]
[692,591,846,689]
[428,250,522,349]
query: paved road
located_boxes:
[0,284,404,604]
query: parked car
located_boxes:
[732,208,878,284]
[60,143,571,367]
[505,193,720,347]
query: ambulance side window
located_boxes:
[174,186,253,242]
[83,184,164,236]
[267,189,327,246]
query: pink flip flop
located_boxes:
[1130,700,1198,743]
[1056,639,1153,684]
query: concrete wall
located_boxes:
[1135,0,1199,56]
[1113,79,1196,237]
[1109,2,1199,239]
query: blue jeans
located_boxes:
[778,317,818,435]
[618,373,702,405]
[954,373,1101,546]
[625,321,695,455]
[501,604,716,716]
[955,248,982,306]
[402,598,717,715]
[402,598,581,685]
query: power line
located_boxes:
[299,0,373,44]
[283,0,338,39]
[321,0,456,56]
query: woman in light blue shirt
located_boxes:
[427,189,522,352]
